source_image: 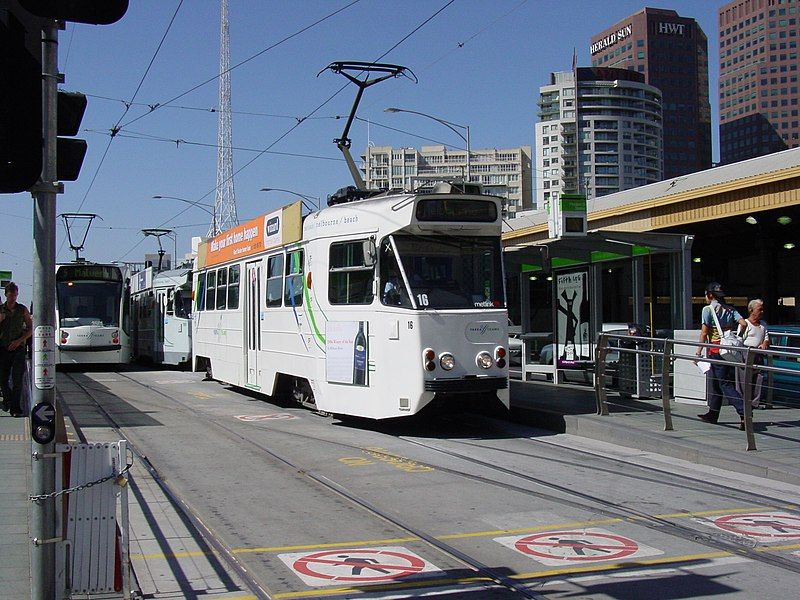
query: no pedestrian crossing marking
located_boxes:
[494,529,662,566]
[710,512,800,540]
[235,413,298,421]
[278,546,440,587]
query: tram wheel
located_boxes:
[291,378,316,409]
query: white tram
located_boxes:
[130,266,193,366]
[192,185,510,419]
[55,262,132,365]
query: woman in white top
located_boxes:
[737,298,770,407]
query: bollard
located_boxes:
[742,348,757,451]
[661,339,674,431]
[594,333,609,416]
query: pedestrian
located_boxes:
[695,282,748,429]
[0,282,33,417]
[736,298,770,407]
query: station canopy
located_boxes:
[503,230,692,273]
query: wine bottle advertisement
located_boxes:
[325,321,369,386]
[556,271,590,367]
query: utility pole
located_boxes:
[30,20,59,600]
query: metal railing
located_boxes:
[595,332,800,451]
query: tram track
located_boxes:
[67,368,800,586]
[64,369,544,599]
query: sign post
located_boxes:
[30,20,59,600]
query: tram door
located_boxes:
[245,261,262,387]
[156,289,167,361]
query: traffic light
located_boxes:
[57,91,87,182]
[18,0,128,25]
[0,3,43,193]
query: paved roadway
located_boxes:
[57,366,800,599]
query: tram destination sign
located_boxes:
[415,199,497,222]
[198,201,302,268]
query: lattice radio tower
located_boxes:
[210,0,238,237]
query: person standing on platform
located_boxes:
[695,282,748,429]
[737,299,770,407]
[0,282,33,417]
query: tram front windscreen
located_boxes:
[387,235,505,310]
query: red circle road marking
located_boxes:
[514,531,639,562]
[714,513,800,538]
[293,549,426,582]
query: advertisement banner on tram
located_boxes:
[197,201,302,269]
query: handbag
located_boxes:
[710,305,744,363]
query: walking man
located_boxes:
[0,282,32,417]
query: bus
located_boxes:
[130,266,192,366]
[55,262,132,365]
[191,185,509,419]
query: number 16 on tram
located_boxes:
[191,188,509,419]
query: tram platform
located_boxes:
[508,376,800,487]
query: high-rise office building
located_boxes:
[535,68,663,210]
[590,7,711,179]
[361,145,532,216]
[718,0,800,164]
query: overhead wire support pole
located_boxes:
[30,19,59,600]
[320,61,417,191]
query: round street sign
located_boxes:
[513,531,640,562]
[713,513,800,539]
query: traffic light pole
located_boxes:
[31,20,59,600]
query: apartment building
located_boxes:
[361,145,533,217]
[719,0,800,163]
[535,68,663,211]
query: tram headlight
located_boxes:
[439,353,455,371]
[423,348,436,371]
[476,352,493,370]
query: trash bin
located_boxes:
[617,324,662,398]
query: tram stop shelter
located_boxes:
[503,229,693,384]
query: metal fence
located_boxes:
[595,331,800,451]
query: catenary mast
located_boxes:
[210,0,237,237]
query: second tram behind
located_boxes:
[130,266,193,365]
[55,262,132,365]
[192,185,509,419]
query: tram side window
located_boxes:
[196,272,206,312]
[205,270,216,311]
[227,265,240,309]
[166,289,174,315]
[216,267,228,310]
[284,250,304,307]
[329,240,375,305]
[266,254,284,308]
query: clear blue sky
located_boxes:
[2,0,723,300]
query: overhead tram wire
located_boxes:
[57,0,185,260]
[116,0,363,132]
[114,0,458,262]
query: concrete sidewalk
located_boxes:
[509,377,800,486]
[0,412,31,600]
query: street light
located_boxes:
[260,187,320,212]
[384,107,471,181]
[153,195,217,236]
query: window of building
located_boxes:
[266,254,284,308]
[329,240,375,305]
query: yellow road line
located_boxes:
[269,551,746,599]
[129,505,788,561]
